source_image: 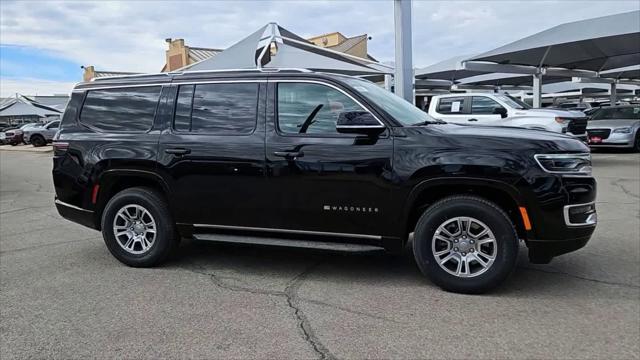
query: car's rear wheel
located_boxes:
[101,187,176,267]
[30,135,45,147]
[413,195,519,294]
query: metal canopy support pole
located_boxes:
[532,72,542,108]
[610,82,618,104]
[394,0,413,103]
[384,74,393,91]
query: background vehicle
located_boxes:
[552,101,593,113]
[587,105,640,151]
[428,93,588,141]
[23,120,60,147]
[53,70,596,294]
[2,123,41,146]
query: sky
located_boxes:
[1,0,638,97]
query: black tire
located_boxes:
[30,135,45,147]
[10,141,17,146]
[413,195,518,294]
[101,187,176,267]
[634,132,640,153]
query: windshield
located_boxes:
[495,94,531,110]
[342,77,439,126]
[591,106,640,120]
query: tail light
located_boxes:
[53,142,69,155]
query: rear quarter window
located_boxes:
[79,86,161,132]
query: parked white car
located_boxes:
[427,93,588,141]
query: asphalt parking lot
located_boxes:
[1,150,638,359]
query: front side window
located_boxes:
[80,86,161,132]
[173,83,258,134]
[437,97,468,114]
[277,82,366,135]
[472,96,504,114]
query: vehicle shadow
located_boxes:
[163,239,628,298]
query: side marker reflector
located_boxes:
[91,184,100,204]
[519,207,532,231]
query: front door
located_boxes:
[264,80,394,237]
[157,81,267,227]
[469,96,506,125]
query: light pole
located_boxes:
[394,0,414,103]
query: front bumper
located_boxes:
[588,131,635,148]
[523,175,597,263]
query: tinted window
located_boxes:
[437,97,467,114]
[186,83,258,134]
[47,122,60,129]
[80,87,161,132]
[472,96,503,114]
[277,83,365,135]
[174,85,194,132]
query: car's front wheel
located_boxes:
[413,195,519,294]
[30,135,45,147]
[101,187,177,267]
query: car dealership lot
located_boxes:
[1,151,638,359]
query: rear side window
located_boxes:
[173,83,258,134]
[80,86,161,132]
[437,97,468,114]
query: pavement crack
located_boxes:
[284,262,336,360]
[180,264,284,296]
[300,297,402,324]
[611,179,640,199]
[520,266,639,289]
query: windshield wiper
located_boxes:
[413,120,446,126]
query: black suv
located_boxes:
[53,69,597,293]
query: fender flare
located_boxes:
[401,176,525,232]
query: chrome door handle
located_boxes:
[273,151,303,159]
[165,148,191,155]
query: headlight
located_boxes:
[534,153,591,176]
[612,127,632,134]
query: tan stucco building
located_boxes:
[82,31,375,81]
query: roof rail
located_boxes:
[91,72,169,82]
[91,68,313,82]
[171,68,312,75]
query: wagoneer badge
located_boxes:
[323,205,379,213]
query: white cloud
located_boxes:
[1,0,638,85]
[0,78,76,97]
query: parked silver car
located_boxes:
[587,105,640,152]
[23,120,60,147]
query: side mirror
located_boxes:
[336,111,385,135]
[493,107,508,118]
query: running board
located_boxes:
[193,233,384,252]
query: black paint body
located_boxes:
[53,71,596,261]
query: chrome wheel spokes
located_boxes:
[113,204,157,255]
[432,216,497,278]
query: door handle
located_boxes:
[165,148,191,155]
[273,150,303,159]
[468,118,478,122]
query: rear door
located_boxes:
[157,80,267,227]
[469,96,505,125]
[432,96,470,124]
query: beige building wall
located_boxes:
[163,38,189,72]
[308,32,346,47]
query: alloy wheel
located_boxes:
[431,216,497,278]
[112,204,157,255]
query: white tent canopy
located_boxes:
[182,23,391,76]
[0,95,61,118]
